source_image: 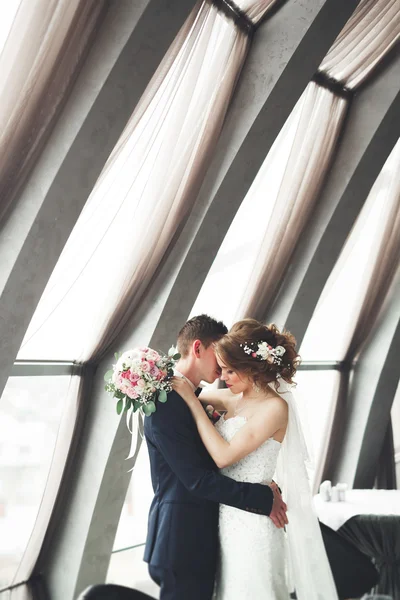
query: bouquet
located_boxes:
[104,346,180,416]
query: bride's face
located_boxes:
[217,357,252,395]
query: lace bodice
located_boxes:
[215,414,281,484]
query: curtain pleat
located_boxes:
[0,0,108,228]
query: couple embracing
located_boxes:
[143,315,338,599]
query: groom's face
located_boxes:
[196,341,221,384]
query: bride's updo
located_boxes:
[215,318,300,389]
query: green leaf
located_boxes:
[173,353,181,360]
[114,352,119,360]
[142,401,156,416]
[158,389,168,403]
[116,399,123,415]
[124,398,132,412]
[104,369,114,382]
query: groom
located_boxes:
[144,314,287,600]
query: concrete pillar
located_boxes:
[332,280,400,487]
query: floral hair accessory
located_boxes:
[240,341,286,365]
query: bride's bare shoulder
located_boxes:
[261,389,288,419]
[199,387,240,411]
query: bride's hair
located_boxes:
[215,318,300,390]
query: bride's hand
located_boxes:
[171,376,198,406]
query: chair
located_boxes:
[320,522,380,600]
[77,584,157,600]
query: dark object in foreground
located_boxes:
[77,584,155,600]
[320,521,380,599]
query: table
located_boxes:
[314,490,400,598]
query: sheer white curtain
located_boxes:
[303,138,400,486]
[234,0,400,319]
[0,0,107,226]
[320,0,399,88]
[18,0,278,362]
[301,138,400,363]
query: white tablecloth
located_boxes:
[313,489,400,530]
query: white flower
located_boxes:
[256,342,271,360]
[274,346,286,357]
[115,349,141,372]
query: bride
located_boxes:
[172,318,338,600]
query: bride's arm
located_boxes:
[172,378,287,469]
[198,387,238,411]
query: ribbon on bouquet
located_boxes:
[125,406,144,472]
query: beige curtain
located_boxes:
[320,0,399,89]
[237,0,400,320]
[321,139,400,482]
[0,0,108,228]
[19,0,279,363]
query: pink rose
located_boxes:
[141,361,151,373]
[136,379,146,389]
[114,374,125,389]
[252,352,257,358]
[151,366,160,377]
[121,382,137,399]
[147,360,155,369]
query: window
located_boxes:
[391,382,400,489]
[295,370,340,484]
[0,2,21,55]
[190,98,302,327]
[108,441,156,594]
[113,443,154,553]
[0,375,72,588]
[300,150,397,361]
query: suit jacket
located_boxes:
[143,389,273,572]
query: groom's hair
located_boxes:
[177,314,227,357]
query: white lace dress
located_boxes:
[213,415,290,600]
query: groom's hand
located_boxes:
[269,484,288,529]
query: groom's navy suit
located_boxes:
[144,388,273,600]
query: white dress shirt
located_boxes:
[174,369,197,392]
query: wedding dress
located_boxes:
[213,381,339,600]
[213,414,290,599]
